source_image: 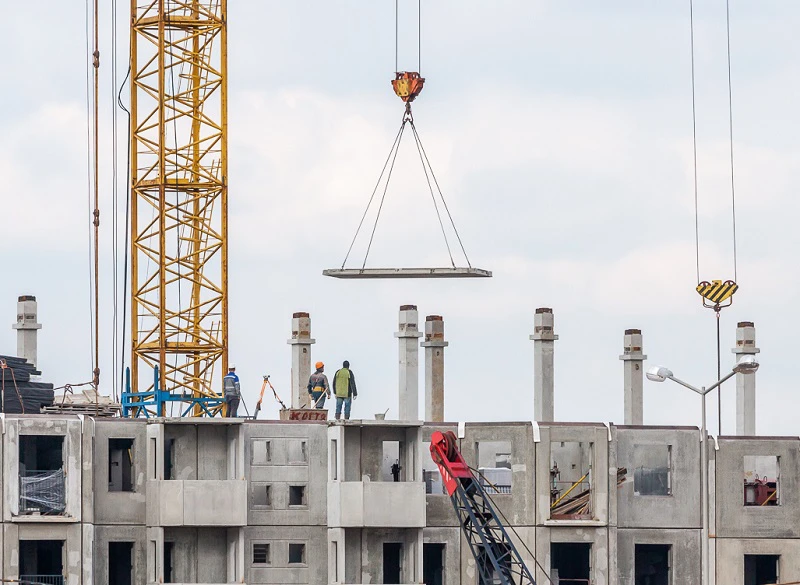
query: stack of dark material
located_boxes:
[0,355,54,414]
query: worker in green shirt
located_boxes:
[333,360,358,420]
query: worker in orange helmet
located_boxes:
[307,361,331,409]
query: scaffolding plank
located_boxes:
[323,267,492,279]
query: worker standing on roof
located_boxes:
[223,364,241,417]
[333,360,358,420]
[307,362,331,409]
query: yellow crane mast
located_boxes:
[129,0,227,416]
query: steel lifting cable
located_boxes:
[361,117,408,269]
[409,120,473,268]
[725,0,739,283]
[341,118,407,268]
[410,119,455,268]
[689,0,701,286]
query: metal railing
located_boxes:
[19,575,64,585]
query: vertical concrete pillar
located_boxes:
[421,315,448,422]
[732,321,759,435]
[619,328,647,425]
[287,312,315,409]
[12,295,41,368]
[530,308,558,422]
[395,305,422,420]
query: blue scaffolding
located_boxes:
[121,366,225,418]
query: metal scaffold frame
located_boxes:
[128,0,228,416]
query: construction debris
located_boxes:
[45,387,121,417]
[550,467,627,518]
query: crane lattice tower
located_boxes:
[130,0,228,415]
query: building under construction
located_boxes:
[0,297,794,585]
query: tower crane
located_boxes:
[124,0,228,417]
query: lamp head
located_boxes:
[646,365,673,382]
[733,355,759,374]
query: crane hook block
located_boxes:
[696,279,738,304]
[392,71,425,103]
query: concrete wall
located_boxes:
[615,528,700,585]
[93,419,148,524]
[246,525,327,584]
[612,426,702,529]
[3,522,82,585]
[716,538,800,585]
[246,421,328,527]
[716,436,800,538]
[92,525,147,585]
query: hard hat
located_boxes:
[315,361,324,369]
[229,363,236,370]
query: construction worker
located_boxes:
[333,360,358,420]
[307,362,331,409]
[223,364,241,417]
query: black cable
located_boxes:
[410,121,455,267]
[84,0,95,381]
[689,0,700,285]
[395,0,399,72]
[118,62,132,405]
[111,0,119,402]
[716,311,722,435]
[410,121,472,267]
[362,122,407,269]
[725,0,738,282]
[418,0,421,73]
[341,118,406,268]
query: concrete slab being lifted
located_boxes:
[323,267,492,279]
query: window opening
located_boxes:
[252,543,270,565]
[289,439,308,464]
[383,542,403,584]
[423,543,445,585]
[744,456,779,506]
[635,544,670,585]
[551,543,590,584]
[20,540,64,585]
[634,445,672,496]
[164,439,175,480]
[19,435,65,515]
[331,439,338,480]
[288,543,306,564]
[109,439,135,492]
[476,441,512,494]
[744,554,779,585]
[163,542,174,584]
[332,541,338,582]
[251,440,272,465]
[550,441,594,519]
[109,541,134,585]
[289,485,307,507]
[252,484,272,508]
[382,441,405,482]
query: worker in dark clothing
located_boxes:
[223,364,241,417]
[307,361,331,409]
[333,360,358,420]
[391,460,402,482]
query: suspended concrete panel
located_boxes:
[322,267,492,279]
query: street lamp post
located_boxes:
[645,355,759,585]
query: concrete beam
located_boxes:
[421,315,448,422]
[530,308,558,422]
[619,328,647,425]
[287,312,316,409]
[395,305,422,420]
[11,296,41,368]
[732,321,760,436]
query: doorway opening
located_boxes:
[744,555,779,585]
[423,543,444,585]
[383,542,403,584]
[551,542,590,584]
[635,544,670,585]
[108,541,134,585]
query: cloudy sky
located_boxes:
[1,2,797,434]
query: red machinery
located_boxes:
[429,430,537,584]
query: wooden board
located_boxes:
[279,408,328,421]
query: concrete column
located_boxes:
[732,321,760,435]
[530,307,558,422]
[395,305,422,420]
[12,295,41,368]
[421,315,448,422]
[287,312,315,409]
[619,328,647,425]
